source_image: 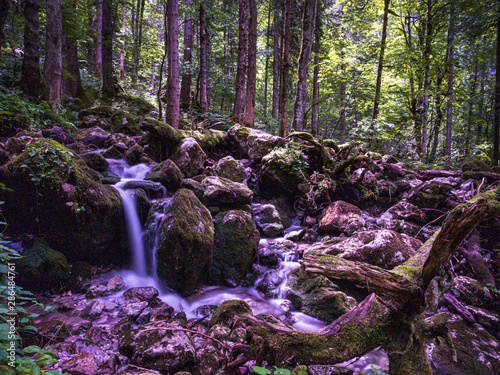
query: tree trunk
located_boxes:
[311,7,320,136]
[271,0,280,120]
[102,0,118,95]
[199,2,208,114]
[292,0,317,132]
[372,0,390,123]
[279,0,291,137]
[86,0,95,74]
[62,0,86,101]
[429,76,443,159]
[166,0,180,129]
[21,0,40,99]
[44,0,63,106]
[0,0,10,57]
[421,0,433,160]
[444,1,455,160]
[263,3,272,119]
[119,2,126,81]
[244,0,257,127]
[466,66,478,156]
[96,0,102,76]
[494,3,500,165]
[232,0,249,123]
[478,68,485,144]
[157,0,167,121]
[180,0,193,109]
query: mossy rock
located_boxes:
[209,300,252,327]
[461,159,492,173]
[15,236,70,292]
[202,176,254,207]
[209,210,260,287]
[156,189,214,296]
[0,138,126,265]
[291,365,310,375]
[145,159,184,191]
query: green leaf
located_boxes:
[251,366,272,375]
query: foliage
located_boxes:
[252,365,291,375]
[267,145,309,179]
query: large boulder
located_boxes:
[318,201,365,236]
[209,210,260,287]
[170,137,207,177]
[259,146,309,197]
[156,189,214,296]
[202,176,253,207]
[227,124,286,162]
[287,268,357,322]
[0,139,125,265]
[145,159,184,191]
[253,203,285,238]
[214,156,247,183]
[306,229,422,269]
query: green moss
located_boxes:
[235,126,251,139]
[209,300,252,327]
[392,265,422,280]
[291,365,309,375]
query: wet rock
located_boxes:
[287,268,356,322]
[1,139,125,265]
[284,229,306,242]
[122,180,165,199]
[209,300,253,327]
[80,152,109,173]
[13,236,70,292]
[260,146,309,197]
[191,305,218,321]
[253,203,285,238]
[118,320,196,374]
[306,229,422,269]
[42,126,75,145]
[123,286,159,303]
[121,301,148,320]
[202,176,253,207]
[256,269,287,298]
[210,210,260,287]
[171,137,207,177]
[86,284,108,298]
[465,306,500,340]
[103,144,124,159]
[208,324,231,340]
[427,313,500,374]
[156,189,214,296]
[60,353,99,375]
[77,126,111,148]
[269,239,297,253]
[381,154,398,164]
[145,159,184,191]
[123,143,144,165]
[214,155,247,182]
[107,275,126,293]
[258,247,280,268]
[318,201,365,236]
[242,264,267,287]
[136,307,152,325]
[104,301,118,312]
[302,229,318,243]
[100,171,121,185]
[181,178,205,201]
[227,124,286,162]
[85,299,105,320]
[151,303,175,322]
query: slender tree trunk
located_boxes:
[421,0,433,159]
[271,0,281,120]
[244,0,258,127]
[166,0,180,129]
[372,0,390,122]
[96,0,102,76]
[232,0,249,123]
[21,0,40,99]
[466,66,478,155]
[311,7,320,136]
[0,0,11,57]
[62,0,86,100]
[263,3,272,118]
[478,68,485,143]
[158,0,167,121]
[44,0,62,106]
[279,0,291,137]
[429,74,443,160]
[102,0,118,95]
[120,2,126,80]
[86,0,95,74]
[292,0,317,132]
[494,4,500,165]
[444,1,455,160]
[180,0,193,109]
[199,2,208,114]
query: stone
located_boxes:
[107,275,126,293]
[461,159,493,173]
[145,159,184,191]
[85,299,105,321]
[202,176,253,206]
[122,180,165,199]
[136,307,152,325]
[253,203,285,238]
[156,189,214,296]
[171,137,207,177]
[306,229,422,269]
[381,154,398,164]
[385,201,426,224]
[121,301,148,320]
[209,210,260,287]
[284,229,306,242]
[287,268,356,322]
[450,276,496,312]
[181,178,205,201]
[209,300,253,327]
[86,284,108,298]
[318,201,365,236]
[61,353,99,375]
[227,124,286,162]
[214,155,247,182]
[123,286,159,303]
[80,152,109,172]
[258,247,280,268]
[42,126,75,145]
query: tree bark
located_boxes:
[0,0,10,57]
[102,0,119,95]
[157,0,167,121]
[279,0,291,137]
[21,0,40,99]
[311,6,321,136]
[263,3,272,118]
[421,0,433,160]
[86,0,95,74]
[199,2,208,114]
[494,2,500,165]
[96,0,103,76]
[166,0,180,129]
[232,0,249,123]
[292,0,317,132]
[119,2,126,81]
[466,66,478,156]
[444,1,455,160]
[271,0,280,120]
[244,0,258,127]
[44,0,63,105]
[429,75,443,159]
[180,0,193,109]
[372,0,390,123]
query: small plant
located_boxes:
[252,365,291,375]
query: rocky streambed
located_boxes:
[1,98,500,374]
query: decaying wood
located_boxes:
[458,233,496,287]
[443,293,476,324]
